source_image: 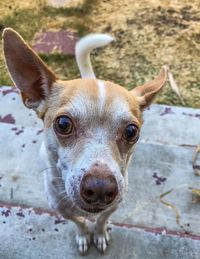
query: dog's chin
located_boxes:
[77,197,122,214]
[79,204,106,214]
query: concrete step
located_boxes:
[1,86,200,146]
[0,122,200,236]
[142,104,200,146]
[0,123,45,208]
[0,86,42,128]
[1,85,200,257]
[0,204,200,259]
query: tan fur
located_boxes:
[104,81,142,125]
[3,28,168,255]
[44,79,142,128]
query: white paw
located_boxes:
[93,228,110,254]
[76,233,91,255]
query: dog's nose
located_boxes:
[80,174,118,206]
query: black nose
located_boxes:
[80,174,118,206]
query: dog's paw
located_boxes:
[76,232,91,255]
[93,227,110,254]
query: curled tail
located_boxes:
[75,34,114,79]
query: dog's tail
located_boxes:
[75,34,114,79]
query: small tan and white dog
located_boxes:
[3,28,168,255]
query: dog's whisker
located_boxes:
[56,194,71,207]
[39,166,57,174]
[52,182,65,190]
[52,176,64,180]
[58,190,67,196]
[53,182,65,186]
[52,178,65,184]
[54,185,65,191]
[56,197,76,212]
[67,200,76,211]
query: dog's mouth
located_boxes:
[79,203,107,213]
[77,195,122,214]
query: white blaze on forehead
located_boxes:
[97,80,106,112]
[58,80,133,123]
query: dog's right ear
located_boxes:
[2,28,57,115]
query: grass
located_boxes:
[0,0,93,83]
[0,0,200,108]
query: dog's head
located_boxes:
[3,28,167,214]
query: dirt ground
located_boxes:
[0,0,200,107]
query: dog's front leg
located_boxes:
[66,214,93,255]
[93,204,118,253]
[75,217,92,252]
[43,171,92,255]
[48,188,92,255]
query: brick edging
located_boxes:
[1,201,200,241]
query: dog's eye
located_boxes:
[54,116,73,135]
[123,124,139,143]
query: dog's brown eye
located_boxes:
[123,124,139,143]
[54,116,73,135]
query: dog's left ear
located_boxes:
[2,28,57,114]
[131,66,168,110]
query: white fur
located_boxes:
[75,34,114,79]
[97,80,106,112]
[58,125,124,206]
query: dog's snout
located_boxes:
[80,173,118,206]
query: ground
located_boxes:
[1,2,200,257]
[1,87,200,258]
[0,0,200,108]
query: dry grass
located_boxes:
[0,0,200,107]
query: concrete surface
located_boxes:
[1,121,200,234]
[1,205,200,259]
[0,87,42,128]
[0,86,200,258]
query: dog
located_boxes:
[2,28,168,255]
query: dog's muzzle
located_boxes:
[79,163,119,213]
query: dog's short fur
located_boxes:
[2,28,168,255]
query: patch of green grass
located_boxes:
[1,0,200,108]
[0,0,96,85]
[40,53,80,79]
